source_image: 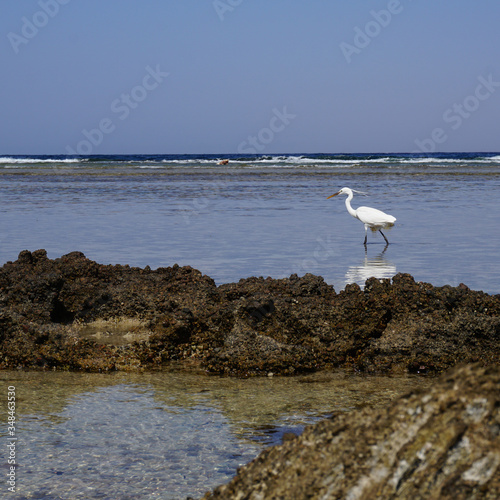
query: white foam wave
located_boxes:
[2,155,497,170]
[161,159,215,164]
[242,156,392,164]
[153,156,469,168]
[0,157,82,164]
[159,156,393,166]
[154,155,492,167]
[397,157,500,164]
[396,158,465,164]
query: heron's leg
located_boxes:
[363,226,368,245]
[379,230,389,245]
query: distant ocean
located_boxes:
[1,152,499,499]
[1,152,499,294]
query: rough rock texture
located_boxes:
[203,363,500,499]
[0,250,499,374]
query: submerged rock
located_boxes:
[0,250,499,374]
[203,363,500,499]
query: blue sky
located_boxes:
[1,0,500,154]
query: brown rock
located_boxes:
[0,250,498,374]
[203,363,500,499]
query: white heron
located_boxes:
[327,187,396,245]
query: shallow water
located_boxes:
[0,370,432,499]
[0,153,499,294]
[0,153,497,497]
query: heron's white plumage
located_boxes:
[327,187,396,244]
[354,206,396,229]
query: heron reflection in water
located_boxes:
[344,245,396,289]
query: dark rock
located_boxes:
[202,363,500,499]
[0,250,499,374]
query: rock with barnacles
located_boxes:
[0,250,499,374]
[202,363,500,499]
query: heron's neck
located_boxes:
[345,192,357,217]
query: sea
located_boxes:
[1,152,499,293]
[0,152,499,498]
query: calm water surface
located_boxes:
[0,153,499,294]
[0,370,432,499]
[0,153,498,498]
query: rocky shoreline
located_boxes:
[0,249,498,375]
[1,250,499,497]
[203,363,500,499]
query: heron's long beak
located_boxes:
[327,191,341,199]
